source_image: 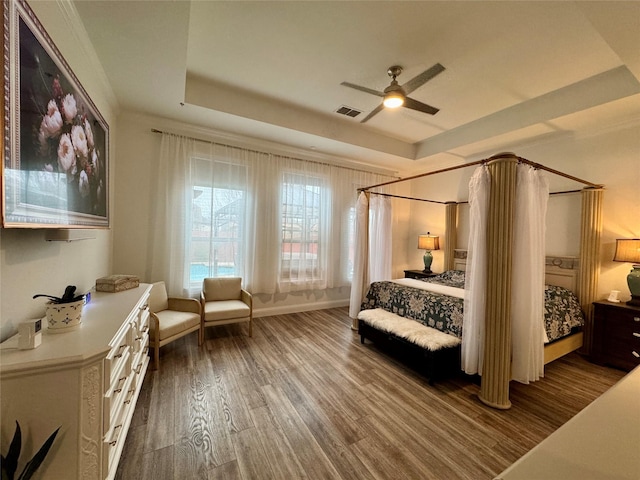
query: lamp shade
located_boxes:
[613,239,640,264]
[418,234,440,251]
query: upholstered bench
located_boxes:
[357,308,461,384]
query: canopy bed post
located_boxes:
[577,186,604,355]
[444,202,458,271]
[479,155,518,410]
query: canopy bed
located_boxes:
[350,152,604,409]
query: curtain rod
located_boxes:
[150,128,399,178]
[359,154,603,193]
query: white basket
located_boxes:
[45,299,84,332]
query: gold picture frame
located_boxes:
[2,0,109,228]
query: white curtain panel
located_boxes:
[368,195,393,283]
[462,165,490,375]
[149,133,195,296]
[349,192,370,318]
[151,132,395,298]
[511,164,549,383]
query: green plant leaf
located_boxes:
[1,421,22,480]
[16,426,60,480]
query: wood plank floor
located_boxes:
[116,307,625,480]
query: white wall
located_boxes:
[405,119,640,301]
[114,111,410,316]
[0,2,117,341]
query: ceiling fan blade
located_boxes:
[403,97,439,115]
[340,82,384,97]
[401,63,445,95]
[360,103,385,123]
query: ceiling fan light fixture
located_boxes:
[383,92,404,108]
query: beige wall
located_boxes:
[405,119,640,302]
[0,2,116,341]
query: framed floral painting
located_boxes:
[2,0,109,228]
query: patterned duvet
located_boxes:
[360,270,584,343]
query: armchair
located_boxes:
[200,277,253,344]
[148,281,201,369]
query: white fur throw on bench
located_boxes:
[357,308,461,351]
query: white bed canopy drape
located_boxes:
[511,164,549,383]
[462,165,490,376]
[463,163,549,383]
[368,195,393,283]
[349,192,393,318]
[349,192,370,318]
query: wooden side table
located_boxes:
[404,270,437,280]
[591,300,640,371]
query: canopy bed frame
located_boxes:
[354,152,604,409]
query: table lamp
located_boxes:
[418,232,440,273]
[613,238,640,306]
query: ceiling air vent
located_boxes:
[335,106,362,118]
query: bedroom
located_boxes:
[0,1,638,479]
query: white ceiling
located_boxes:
[73,1,640,173]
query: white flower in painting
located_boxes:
[61,93,77,124]
[71,125,88,158]
[79,170,90,197]
[40,100,63,138]
[57,133,76,175]
[43,163,53,172]
[37,129,50,156]
[83,118,94,149]
[91,148,100,177]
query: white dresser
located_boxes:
[0,285,151,480]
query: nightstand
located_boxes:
[591,300,640,371]
[404,270,437,280]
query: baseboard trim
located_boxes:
[253,299,349,318]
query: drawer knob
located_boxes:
[633,351,639,358]
[633,333,640,338]
[634,317,640,322]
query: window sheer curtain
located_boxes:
[511,164,548,383]
[151,132,395,298]
[462,165,490,375]
[148,134,194,296]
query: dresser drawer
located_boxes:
[592,301,640,371]
[104,324,133,391]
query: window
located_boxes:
[188,159,247,288]
[280,172,325,283]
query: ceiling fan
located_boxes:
[341,63,445,123]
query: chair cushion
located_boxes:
[149,281,169,313]
[203,299,250,322]
[151,310,200,341]
[203,277,242,301]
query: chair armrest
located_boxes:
[150,312,160,340]
[168,297,201,315]
[241,289,252,309]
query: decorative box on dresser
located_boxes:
[0,285,151,480]
[591,300,640,371]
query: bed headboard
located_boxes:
[453,249,579,293]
